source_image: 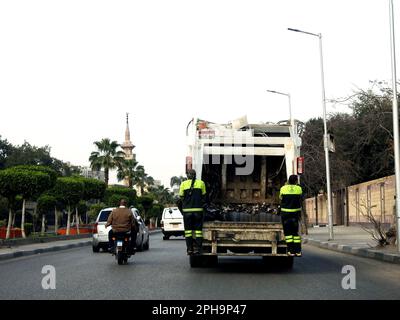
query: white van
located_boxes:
[161,207,184,240]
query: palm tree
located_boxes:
[117,159,138,188]
[132,165,147,195]
[149,185,174,205]
[89,138,125,186]
[145,175,155,188]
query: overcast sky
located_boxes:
[0,0,399,187]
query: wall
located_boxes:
[304,175,396,226]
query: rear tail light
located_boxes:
[93,222,98,234]
[161,221,164,227]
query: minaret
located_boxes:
[121,113,136,187]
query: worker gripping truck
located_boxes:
[179,169,207,255]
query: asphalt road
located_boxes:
[0,233,400,300]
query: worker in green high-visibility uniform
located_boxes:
[179,169,206,255]
[279,175,303,257]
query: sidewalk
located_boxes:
[0,229,162,262]
[303,225,400,264]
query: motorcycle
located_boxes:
[111,231,132,265]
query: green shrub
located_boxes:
[103,186,136,206]
[88,203,107,222]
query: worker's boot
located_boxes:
[193,237,203,255]
[294,236,302,256]
[287,242,295,256]
[185,237,194,255]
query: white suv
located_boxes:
[92,207,149,252]
[161,207,184,240]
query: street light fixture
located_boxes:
[266,89,294,128]
[288,27,334,240]
[389,0,400,253]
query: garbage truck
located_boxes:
[184,115,304,268]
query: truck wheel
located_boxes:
[278,256,294,270]
[204,256,218,267]
[163,235,170,240]
[92,245,100,253]
[189,255,203,268]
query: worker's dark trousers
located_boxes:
[183,211,204,253]
[280,212,301,254]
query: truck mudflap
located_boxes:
[201,221,289,256]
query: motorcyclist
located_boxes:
[106,199,138,254]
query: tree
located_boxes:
[37,194,57,235]
[301,83,399,198]
[0,168,53,238]
[76,177,106,202]
[103,186,136,207]
[52,177,84,235]
[0,170,22,239]
[0,136,12,170]
[117,159,138,188]
[89,138,125,186]
[10,166,57,238]
[132,165,147,195]
[137,195,154,220]
[4,142,54,168]
[149,185,174,206]
[88,202,107,223]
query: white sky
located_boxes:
[0,0,399,187]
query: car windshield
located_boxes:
[98,210,112,222]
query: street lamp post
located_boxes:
[266,89,294,128]
[288,27,334,240]
[389,0,400,253]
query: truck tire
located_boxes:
[92,245,100,253]
[262,256,294,270]
[278,256,294,270]
[203,255,218,267]
[189,255,203,268]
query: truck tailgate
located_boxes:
[202,221,287,256]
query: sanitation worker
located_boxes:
[179,169,206,255]
[279,175,303,257]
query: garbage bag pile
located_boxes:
[204,203,279,222]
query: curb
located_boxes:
[0,230,163,262]
[0,240,92,262]
[303,238,400,265]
